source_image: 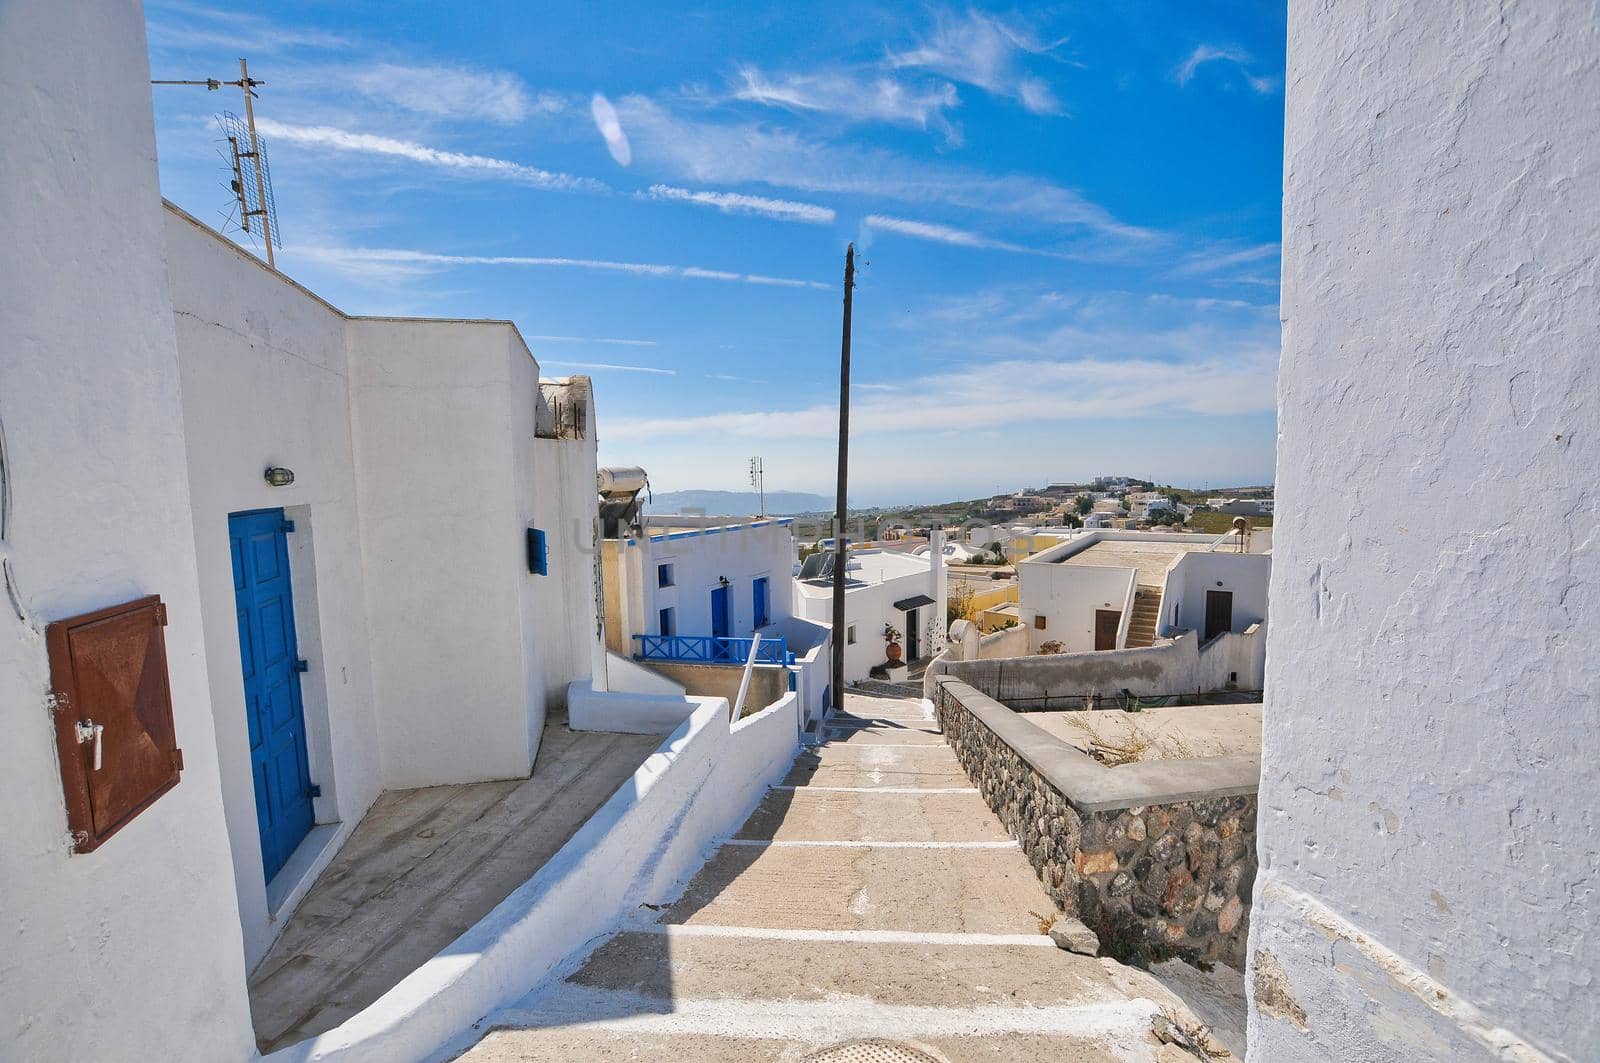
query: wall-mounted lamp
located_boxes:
[1215,580,1225,587]
[264,466,295,487]
[717,576,731,588]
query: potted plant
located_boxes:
[884,623,904,664]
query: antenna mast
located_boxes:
[236,59,274,269]
[151,59,279,269]
[748,456,766,518]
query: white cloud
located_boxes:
[730,65,961,142]
[863,214,1065,258]
[590,94,632,166]
[254,118,605,191]
[527,335,658,347]
[540,360,674,375]
[145,1,353,53]
[615,97,1154,243]
[603,351,1277,442]
[1174,45,1279,94]
[292,245,831,290]
[889,10,1068,115]
[1172,242,1280,278]
[345,63,537,124]
[647,184,835,225]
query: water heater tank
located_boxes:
[597,466,649,496]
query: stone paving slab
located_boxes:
[568,930,1141,1009]
[658,843,1049,935]
[735,788,1013,843]
[464,1026,1150,1061]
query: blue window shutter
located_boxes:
[526,528,549,575]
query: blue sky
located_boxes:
[145,1,1285,506]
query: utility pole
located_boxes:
[830,245,855,712]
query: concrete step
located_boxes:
[471,1000,1162,1063]
[657,842,1045,935]
[820,724,948,746]
[564,929,1156,1011]
[782,745,972,789]
[735,786,1011,844]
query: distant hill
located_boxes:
[646,489,835,516]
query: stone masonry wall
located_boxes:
[935,683,1256,967]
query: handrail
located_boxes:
[633,633,794,666]
[1206,530,1239,552]
[731,634,762,720]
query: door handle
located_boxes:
[75,719,104,771]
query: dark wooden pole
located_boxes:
[831,244,855,711]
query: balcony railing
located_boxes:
[633,633,794,666]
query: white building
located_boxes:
[1018,531,1270,655]
[2,7,607,1055]
[1251,3,1597,1059]
[793,546,946,684]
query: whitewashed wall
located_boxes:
[347,319,543,787]
[0,2,255,1057]
[1253,3,1599,1059]
[1159,552,1270,638]
[793,564,935,683]
[526,379,602,720]
[165,209,384,967]
[1018,562,1135,653]
[609,521,796,651]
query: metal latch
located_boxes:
[75,719,105,771]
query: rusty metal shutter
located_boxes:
[46,595,183,853]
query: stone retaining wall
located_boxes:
[934,678,1256,967]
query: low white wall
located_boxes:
[567,681,715,736]
[604,652,687,696]
[942,627,1267,707]
[773,614,831,729]
[265,690,805,1063]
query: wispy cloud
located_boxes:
[604,352,1276,441]
[145,0,353,54]
[293,245,831,290]
[647,184,835,225]
[590,94,632,166]
[1172,241,1280,278]
[730,65,960,142]
[527,335,658,347]
[616,97,1154,244]
[255,119,606,192]
[540,360,674,375]
[1174,45,1279,94]
[863,214,1064,258]
[889,10,1068,115]
[343,63,546,124]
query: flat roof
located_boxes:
[1057,539,1210,586]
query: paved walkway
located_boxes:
[249,720,659,1052]
[464,692,1230,1061]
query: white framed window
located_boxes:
[657,563,675,588]
[846,625,856,645]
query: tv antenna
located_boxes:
[152,59,280,269]
[748,456,766,518]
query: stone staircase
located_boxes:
[1125,587,1163,648]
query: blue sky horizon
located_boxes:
[145,1,1285,507]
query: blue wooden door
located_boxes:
[710,585,732,658]
[229,509,314,882]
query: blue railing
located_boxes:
[634,633,794,666]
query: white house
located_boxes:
[793,544,946,684]
[1018,530,1270,655]
[2,7,609,1056]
